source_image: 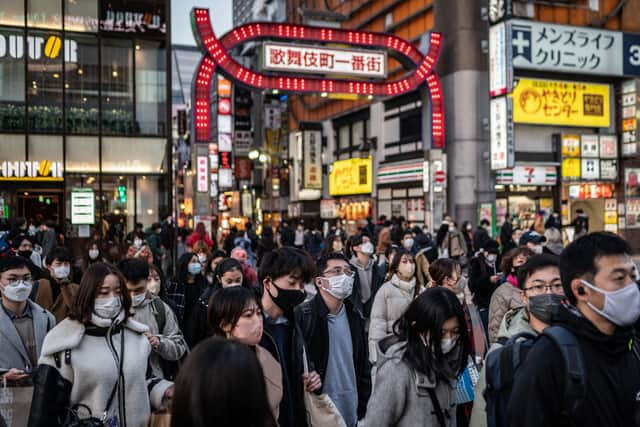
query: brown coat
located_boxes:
[34,278,79,322]
[415,250,432,288]
[256,344,283,423]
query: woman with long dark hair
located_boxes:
[28,262,173,427]
[208,287,282,421]
[166,252,208,332]
[171,337,277,427]
[364,287,470,427]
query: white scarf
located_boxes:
[90,310,126,328]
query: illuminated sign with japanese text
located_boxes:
[513,78,610,127]
[262,43,386,78]
[190,8,445,149]
[329,157,373,196]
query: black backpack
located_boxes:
[484,325,586,427]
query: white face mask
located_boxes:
[88,249,100,260]
[398,262,416,278]
[94,296,122,319]
[224,281,243,288]
[321,274,354,300]
[53,265,70,279]
[441,336,459,354]
[360,242,374,255]
[197,253,207,264]
[1,280,33,302]
[147,279,161,295]
[486,254,497,263]
[580,279,640,327]
[131,293,146,307]
[134,239,143,248]
[403,238,414,250]
[532,245,543,254]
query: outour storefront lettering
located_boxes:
[0,33,78,63]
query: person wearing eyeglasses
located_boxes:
[470,254,564,427]
[294,253,371,427]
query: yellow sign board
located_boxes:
[604,211,618,225]
[513,78,610,127]
[561,134,581,157]
[329,157,372,196]
[562,158,581,180]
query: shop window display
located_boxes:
[0,28,26,131]
[65,35,99,133]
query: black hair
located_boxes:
[391,287,470,382]
[152,222,162,230]
[429,258,459,286]
[177,252,200,284]
[385,247,414,281]
[213,258,249,288]
[171,337,277,427]
[148,263,169,299]
[10,234,32,250]
[0,256,31,274]
[516,254,560,291]
[560,232,632,304]
[117,258,150,284]
[45,246,74,265]
[258,247,315,285]
[316,253,349,277]
[480,219,491,227]
[207,286,260,337]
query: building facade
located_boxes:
[0,0,171,240]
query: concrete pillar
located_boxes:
[434,0,493,226]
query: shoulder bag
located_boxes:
[301,345,347,427]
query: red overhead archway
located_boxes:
[190,7,445,148]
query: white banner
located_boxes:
[490,96,514,170]
[489,23,507,96]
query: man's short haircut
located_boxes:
[45,246,74,265]
[516,254,560,291]
[316,253,349,277]
[0,256,30,274]
[258,247,315,284]
[560,232,632,304]
[118,258,150,284]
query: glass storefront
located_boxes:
[0,0,170,241]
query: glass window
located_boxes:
[400,112,421,141]
[101,38,133,135]
[27,31,63,132]
[135,40,166,135]
[0,134,26,161]
[65,35,98,134]
[339,125,349,150]
[136,175,160,227]
[0,0,25,26]
[0,29,25,131]
[28,135,63,162]
[65,0,98,32]
[66,136,98,172]
[101,174,134,239]
[352,121,364,149]
[27,0,62,29]
[102,137,166,173]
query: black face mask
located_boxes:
[528,293,564,324]
[267,280,306,314]
[18,250,32,259]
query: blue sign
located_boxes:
[623,33,640,76]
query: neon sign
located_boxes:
[191,8,445,148]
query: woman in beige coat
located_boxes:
[208,286,283,421]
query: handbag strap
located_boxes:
[427,387,447,427]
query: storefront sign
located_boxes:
[196,156,208,192]
[513,78,610,127]
[626,198,640,228]
[219,169,233,188]
[378,162,424,184]
[218,133,232,152]
[625,168,640,197]
[562,158,581,180]
[234,158,252,180]
[0,33,78,63]
[581,158,599,180]
[0,160,63,181]
[329,157,373,196]
[218,98,231,115]
[600,159,618,180]
[569,183,614,199]
[70,189,95,225]
[303,130,322,189]
[580,135,599,158]
[218,115,232,134]
[262,42,387,79]
[599,135,618,158]
[496,166,557,185]
[234,131,252,156]
[489,23,509,96]
[490,96,514,170]
[320,199,338,219]
[510,20,622,76]
[100,0,166,35]
[218,77,232,97]
[561,134,581,157]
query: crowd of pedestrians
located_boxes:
[0,213,638,427]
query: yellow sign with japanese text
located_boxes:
[329,157,372,196]
[562,158,581,180]
[513,78,610,127]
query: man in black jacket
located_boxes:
[295,253,371,427]
[507,232,640,427]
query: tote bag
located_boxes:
[301,346,347,427]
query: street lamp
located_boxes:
[248,148,260,160]
[258,153,268,163]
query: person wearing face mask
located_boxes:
[257,247,320,427]
[470,254,564,427]
[487,247,534,344]
[118,259,187,381]
[28,262,173,427]
[85,242,104,267]
[519,230,546,255]
[126,233,154,265]
[166,253,208,330]
[369,249,418,366]
[321,234,345,258]
[469,240,504,337]
[401,231,416,254]
[186,258,249,348]
[208,286,282,422]
[30,247,79,323]
[506,233,640,427]
[349,234,384,319]
[147,264,178,315]
[364,287,471,427]
[295,253,371,427]
[0,256,55,425]
[231,247,258,287]
[11,235,43,269]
